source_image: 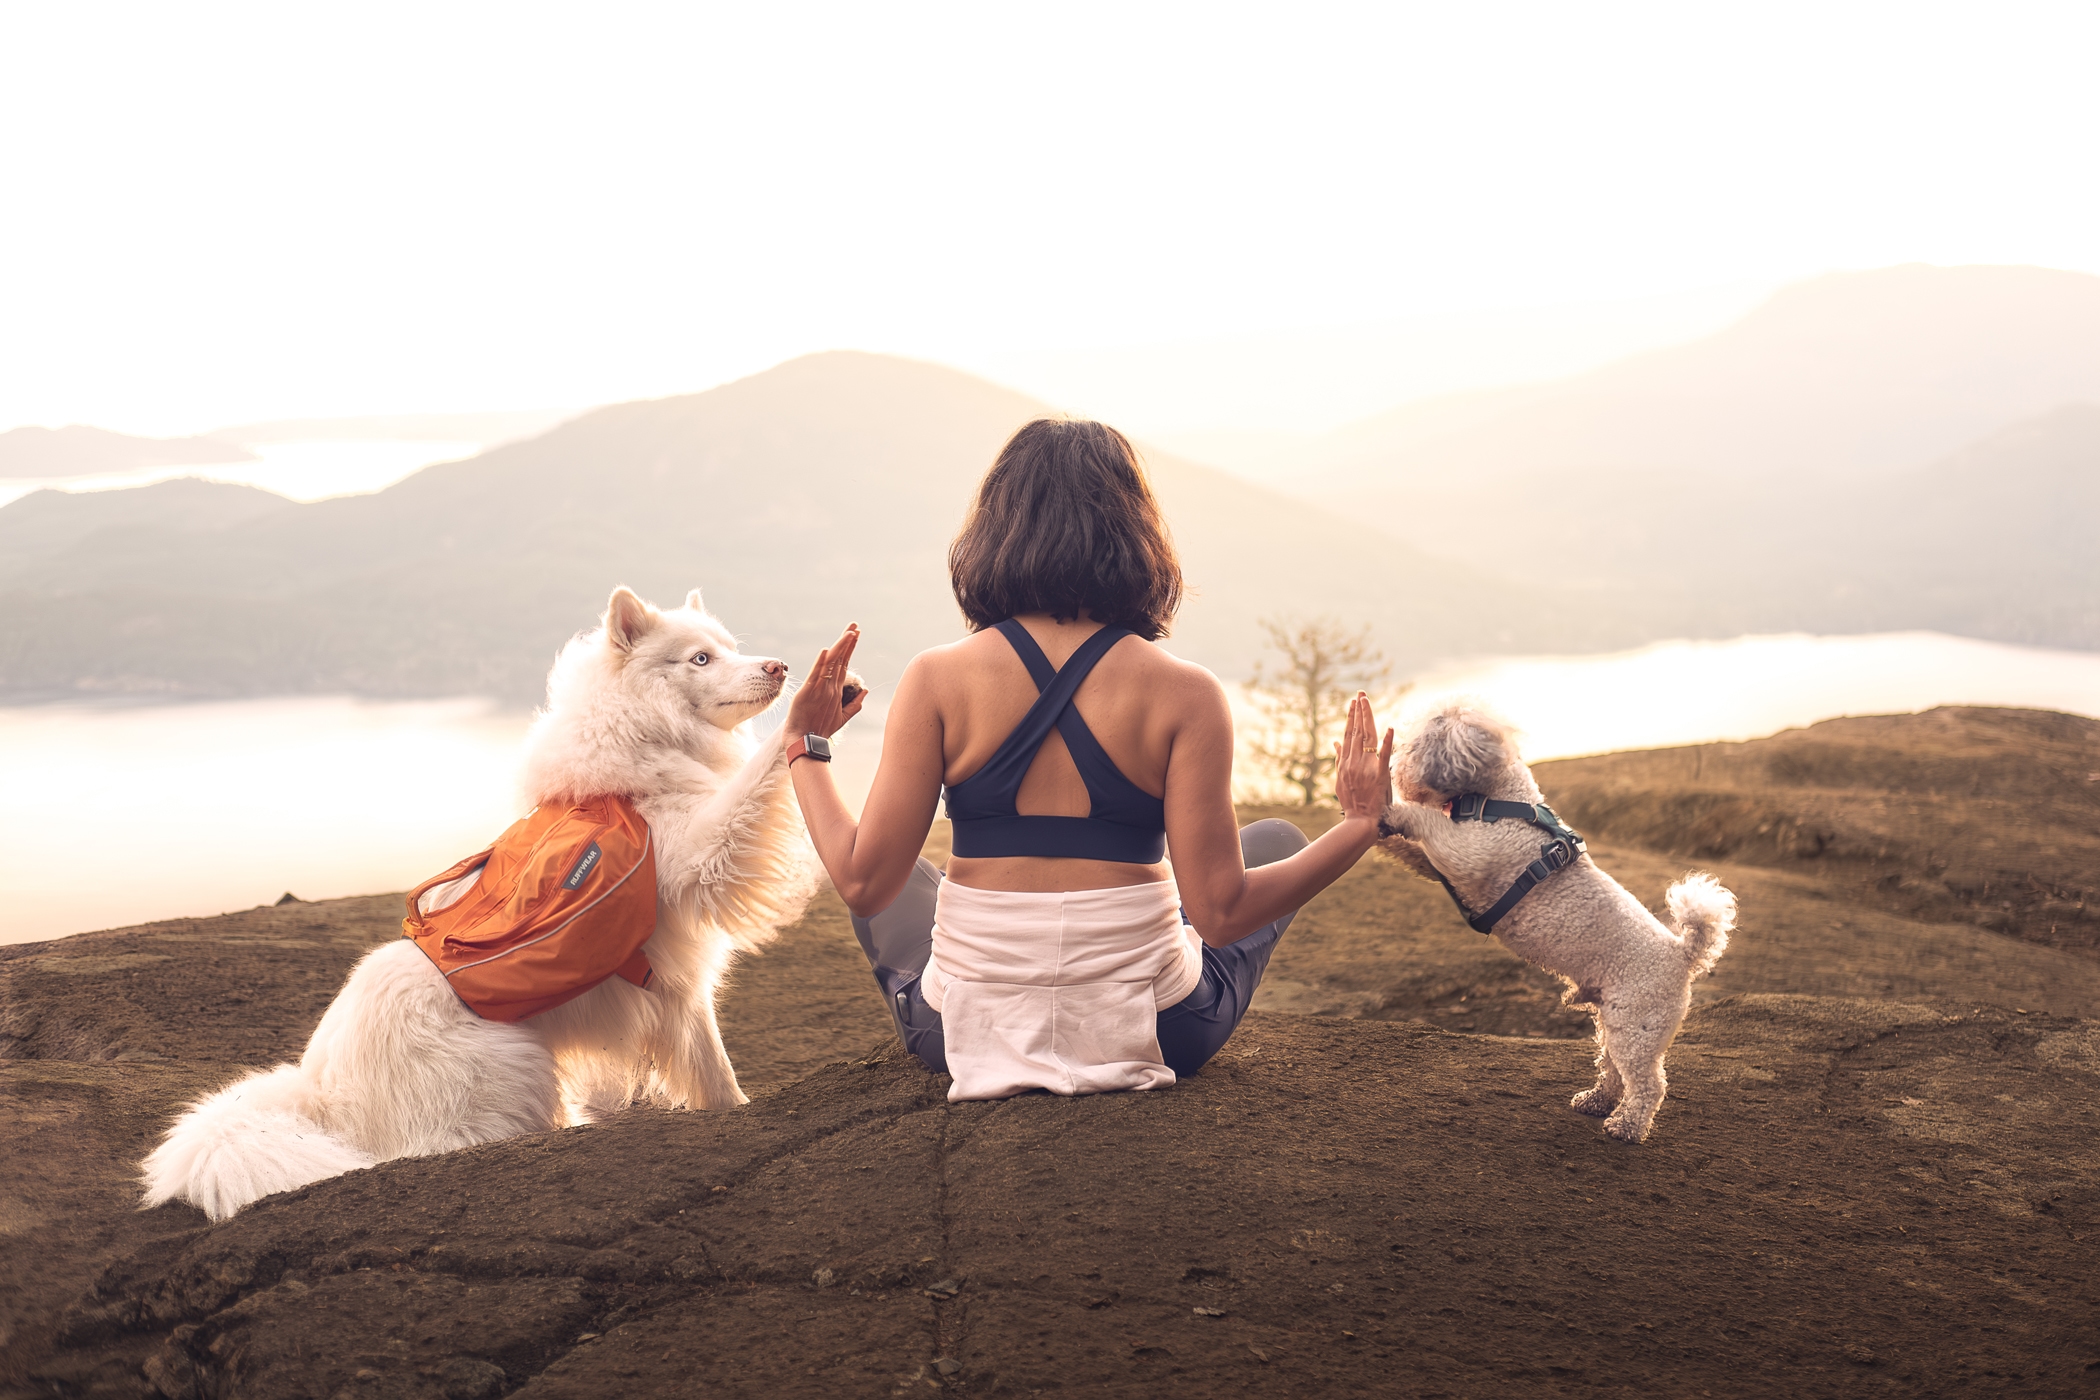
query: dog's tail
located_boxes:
[140,1063,373,1223]
[1665,872,1736,979]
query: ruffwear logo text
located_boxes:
[562,843,602,890]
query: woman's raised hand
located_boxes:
[1332,691,1394,821]
[785,624,870,739]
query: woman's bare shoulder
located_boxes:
[898,632,1004,695]
[1120,638,1229,708]
[911,628,1222,708]
[908,631,1000,673]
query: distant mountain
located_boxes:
[1299,399,2100,648]
[1295,264,2100,496]
[0,478,294,564]
[10,266,2092,707]
[1219,265,2100,650]
[0,426,256,479]
[1799,403,2100,645]
[0,354,1616,704]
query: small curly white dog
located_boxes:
[1377,701,1736,1143]
[140,586,822,1220]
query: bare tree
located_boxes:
[1245,616,1398,805]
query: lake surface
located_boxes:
[1404,630,2100,760]
[0,439,479,509]
[6,630,2099,944]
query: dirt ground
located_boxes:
[3,706,2098,1397]
[1540,707,2100,957]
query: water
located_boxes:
[5,631,2098,945]
[0,698,531,944]
[0,439,479,509]
[1399,630,2100,761]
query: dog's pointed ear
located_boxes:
[603,586,658,653]
[684,588,705,614]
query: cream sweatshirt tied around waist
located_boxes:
[919,879,1203,1102]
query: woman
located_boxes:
[782,419,1392,1101]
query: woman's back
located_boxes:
[918,613,1225,894]
[780,415,1390,1101]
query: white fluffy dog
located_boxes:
[1377,701,1736,1143]
[141,586,820,1221]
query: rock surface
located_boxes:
[4,709,2098,1396]
[1543,707,2100,955]
[12,1004,2100,1398]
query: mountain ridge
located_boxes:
[6,263,2096,703]
[0,353,1603,704]
[1215,265,2100,650]
[1298,263,2100,493]
[0,479,294,564]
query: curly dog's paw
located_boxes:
[1569,1088,1618,1118]
[1601,1110,1652,1143]
[1373,829,1444,885]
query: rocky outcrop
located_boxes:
[12,1001,2100,1398]
[1541,707,2100,955]
[7,711,2100,1396]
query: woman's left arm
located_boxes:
[783,625,947,918]
[1167,684,1394,945]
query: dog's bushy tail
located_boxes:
[1665,872,1736,979]
[140,1063,372,1223]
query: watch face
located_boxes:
[805,734,834,760]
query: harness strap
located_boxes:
[1449,793,1584,847]
[1423,793,1587,935]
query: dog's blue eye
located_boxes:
[690,652,709,666]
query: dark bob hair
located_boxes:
[948,419,1184,640]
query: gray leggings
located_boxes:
[850,818,1309,1078]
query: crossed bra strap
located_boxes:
[941,620,1168,864]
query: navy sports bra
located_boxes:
[943,620,1168,864]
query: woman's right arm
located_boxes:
[785,627,948,918]
[1165,676,1392,946]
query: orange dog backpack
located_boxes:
[401,794,659,1022]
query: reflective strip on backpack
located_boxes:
[441,826,654,978]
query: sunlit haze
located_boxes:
[5,3,2098,437]
[9,631,2099,943]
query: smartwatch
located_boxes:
[787,733,834,766]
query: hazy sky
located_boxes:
[4,2,2097,436]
